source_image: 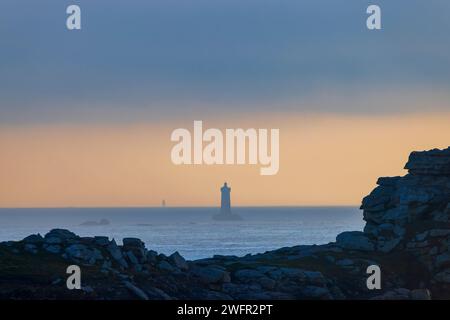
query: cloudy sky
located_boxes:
[1,0,450,122]
[0,1,449,207]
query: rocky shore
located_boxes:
[1,147,449,300]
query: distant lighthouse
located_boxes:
[213,182,242,221]
[220,182,232,215]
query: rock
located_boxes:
[382,208,409,224]
[435,253,450,269]
[410,289,431,300]
[415,240,429,248]
[336,259,354,267]
[377,223,395,236]
[300,286,331,299]
[158,253,168,260]
[378,238,402,253]
[371,288,411,300]
[82,236,95,241]
[123,238,145,248]
[393,225,406,237]
[336,231,375,251]
[364,223,379,236]
[125,251,139,265]
[203,291,233,300]
[44,229,78,241]
[429,246,439,255]
[101,260,112,269]
[122,238,147,263]
[192,266,231,284]
[255,266,277,274]
[123,281,149,300]
[233,269,265,282]
[377,176,401,187]
[65,244,103,264]
[65,244,88,259]
[22,234,43,244]
[107,239,128,269]
[267,268,304,280]
[94,236,110,246]
[404,147,450,176]
[360,181,395,213]
[432,210,450,222]
[106,240,122,259]
[415,231,429,242]
[213,254,239,261]
[236,292,272,300]
[303,271,327,285]
[81,286,94,293]
[259,277,276,290]
[434,269,450,283]
[169,252,189,271]
[24,244,38,254]
[429,229,450,237]
[146,250,158,263]
[44,237,62,245]
[266,292,296,299]
[158,260,176,272]
[329,286,347,299]
[45,245,61,254]
[145,286,172,300]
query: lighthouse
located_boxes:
[213,182,242,221]
[220,182,232,215]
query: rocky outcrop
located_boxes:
[405,148,450,176]
[0,147,449,300]
[360,147,450,295]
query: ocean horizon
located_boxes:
[0,206,364,260]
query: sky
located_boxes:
[0,1,449,207]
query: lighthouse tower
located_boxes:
[220,182,231,215]
[213,182,241,221]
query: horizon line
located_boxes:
[0,204,360,210]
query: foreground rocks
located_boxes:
[0,147,449,300]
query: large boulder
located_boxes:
[45,245,61,254]
[65,244,103,265]
[300,285,332,299]
[404,147,450,176]
[336,231,375,251]
[44,229,78,241]
[191,266,231,284]
[122,238,145,248]
[233,269,265,282]
[122,238,147,263]
[94,236,110,246]
[107,239,128,269]
[22,234,44,244]
[169,252,189,271]
[123,281,149,300]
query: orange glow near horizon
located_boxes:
[0,113,449,208]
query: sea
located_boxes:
[0,207,364,260]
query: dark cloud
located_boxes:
[1,0,450,123]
